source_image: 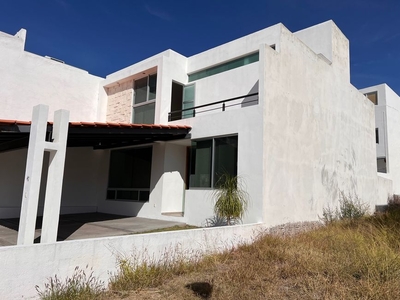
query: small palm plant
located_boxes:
[213,173,249,225]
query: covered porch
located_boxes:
[0,212,187,247]
[0,120,192,236]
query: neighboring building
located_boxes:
[0,20,390,228]
[360,84,400,194]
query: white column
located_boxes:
[17,105,70,245]
[17,105,49,245]
[41,109,69,243]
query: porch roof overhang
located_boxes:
[0,119,192,153]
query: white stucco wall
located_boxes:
[377,173,393,205]
[0,149,30,218]
[360,83,400,195]
[0,29,103,122]
[294,20,333,64]
[360,84,388,161]
[381,86,400,193]
[0,148,109,218]
[375,105,388,159]
[187,24,281,73]
[157,50,189,124]
[60,148,109,214]
[159,143,187,213]
[0,223,265,299]
[2,224,264,299]
[260,24,379,226]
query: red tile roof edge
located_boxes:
[0,119,191,130]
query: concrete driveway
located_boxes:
[0,213,185,247]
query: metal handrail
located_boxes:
[168,92,258,121]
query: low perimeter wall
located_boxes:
[0,223,266,299]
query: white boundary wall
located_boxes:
[0,223,266,299]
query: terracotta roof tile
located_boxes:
[0,119,191,130]
[0,119,18,125]
[104,122,121,127]
[0,119,32,125]
[69,122,83,127]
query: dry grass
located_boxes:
[107,212,400,300]
[39,209,400,300]
[36,266,106,300]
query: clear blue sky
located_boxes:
[0,0,399,93]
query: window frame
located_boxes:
[189,135,238,189]
[132,73,157,124]
[169,82,196,121]
[188,52,259,82]
[182,83,195,119]
[106,146,153,202]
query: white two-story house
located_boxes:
[0,20,387,227]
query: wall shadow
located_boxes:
[0,212,130,244]
[241,81,259,107]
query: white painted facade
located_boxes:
[0,20,392,230]
[360,84,400,196]
[0,29,104,122]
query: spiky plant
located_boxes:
[213,174,249,225]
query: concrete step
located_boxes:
[161,212,184,217]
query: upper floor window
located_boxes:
[188,52,259,82]
[170,82,195,121]
[365,91,378,105]
[133,74,157,124]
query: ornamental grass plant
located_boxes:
[212,174,249,225]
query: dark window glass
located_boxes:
[148,74,157,100]
[108,147,152,202]
[139,191,150,201]
[189,140,212,188]
[133,102,155,124]
[214,136,238,186]
[377,157,387,173]
[189,136,238,188]
[134,77,148,104]
[133,74,157,124]
[117,190,138,200]
[188,52,259,82]
[106,190,116,200]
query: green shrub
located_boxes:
[36,266,105,300]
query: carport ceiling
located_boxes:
[0,120,192,153]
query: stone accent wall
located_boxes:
[106,80,134,123]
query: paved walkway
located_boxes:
[0,213,185,247]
